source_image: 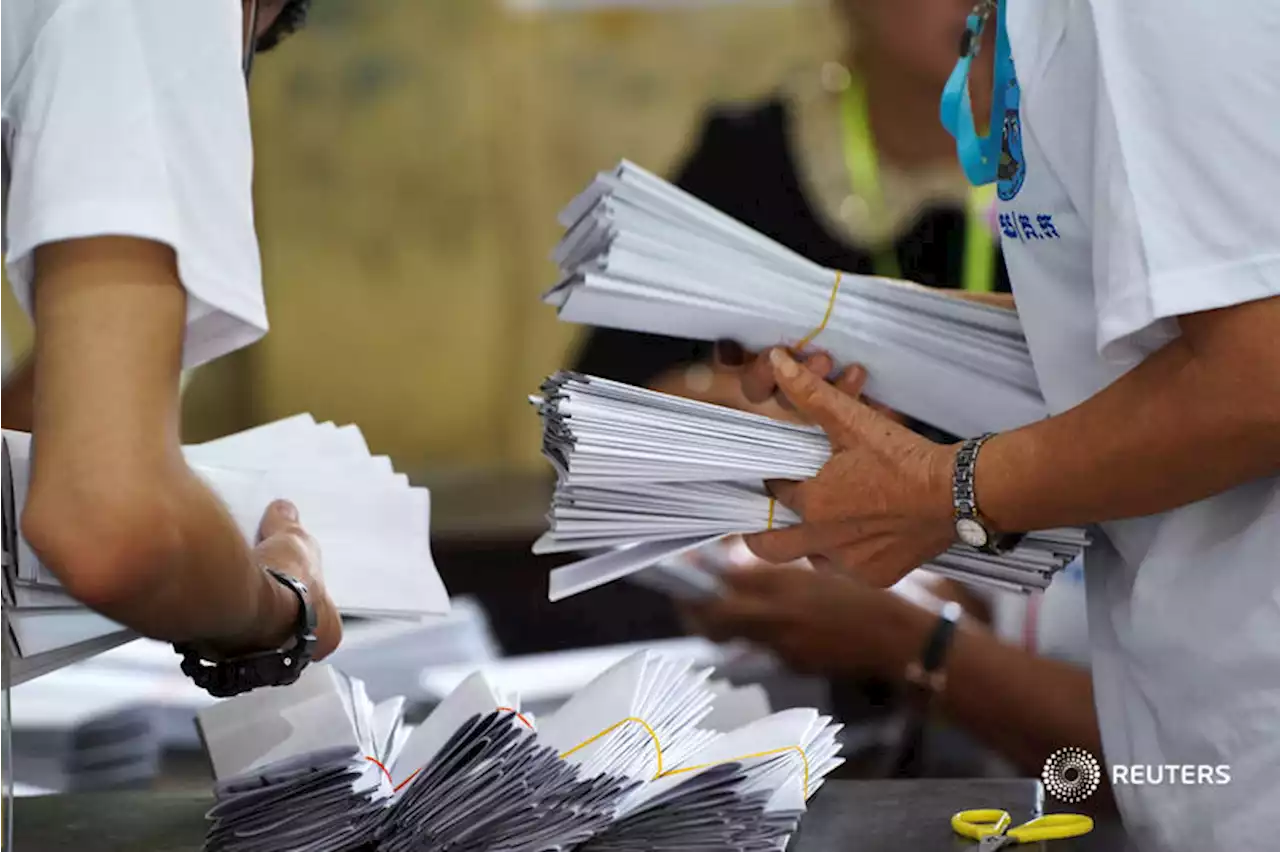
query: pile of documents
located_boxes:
[2,415,449,686]
[197,650,842,852]
[545,159,1046,439]
[532,373,1089,597]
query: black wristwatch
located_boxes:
[952,433,1025,554]
[175,567,318,698]
[904,601,964,696]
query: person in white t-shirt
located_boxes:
[1,1,343,695]
[719,1,1279,848]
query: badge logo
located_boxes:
[997,67,1025,201]
[1042,747,1102,803]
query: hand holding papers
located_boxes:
[197,650,842,852]
[533,373,1089,598]
[545,159,1045,438]
[2,416,449,685]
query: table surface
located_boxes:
[11,779,1132,852]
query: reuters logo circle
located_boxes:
[1042,747,1101,803]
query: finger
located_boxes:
[763,479,803,514]
[254,529,317,573]
[742,523,845,566]
[257,499,302,544]
[809,554,837,573]
[774,350,834,413]
[802,350,835,379]
[833,363,868,399]
[741,347,782,404]
[768,350,868,445]
[713,339,748,368]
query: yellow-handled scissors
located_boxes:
[952,809,1094,851]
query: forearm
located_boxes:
[2,355,36,431]
[24,460,294,653]
[872,600,1107,792]
[977,304,1280,533]
[22,236,294,654]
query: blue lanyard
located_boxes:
[940,0,1013,187]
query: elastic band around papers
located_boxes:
[368,705,537,793]
[498,706,536,730]
[559,715,812,796]
[560,716,664,777]
[658,745,811,798]
[766,498,777,531]
[795,271,843,350]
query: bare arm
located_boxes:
[978,297,1280,532]
[2,355,36,431]
[19,237,297,654]
[870,597,1107,800]
[686,567,1110,806]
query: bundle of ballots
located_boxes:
[532,373,1089,598]
[196,649,843,852]
[2,416,449,685]
[545,159,1046,439]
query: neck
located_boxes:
[852,51,988,171]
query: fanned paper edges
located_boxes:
[535,160,1092,600]
[533,373,1090,599]
[544,159,1044,439]
[2,416,450,685]
[198,650,842,852]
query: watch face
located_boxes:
[956,518,989,548]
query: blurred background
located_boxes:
[5,0,1029,797]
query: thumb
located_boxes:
[257,499,301,543]
[769,349,867,446]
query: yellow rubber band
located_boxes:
[557,717,812,796]
[559,716,664,778]
[795,270,842,350]
[766,497,777,530]
[658,745,811,799]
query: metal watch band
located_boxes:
[952,433,995,522]
[176,567,318,698]
[952,433,1024,554]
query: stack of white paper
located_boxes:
[533,373,1089,598]
[197,651,843,852]
[546,159,1047,439]
[1,416,449,685]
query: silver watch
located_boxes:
[952,433,1023,553]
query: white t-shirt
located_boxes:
[1001,2,1280,849]
[989,557,1089,668]
[2,0,267,368]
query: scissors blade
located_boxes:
[978,835,1014,852]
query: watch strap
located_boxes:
[953,434,1023,554]
[883,601,965,778]
[952,433,995,524]
[176,568,317,698]
[904,601,964,695]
